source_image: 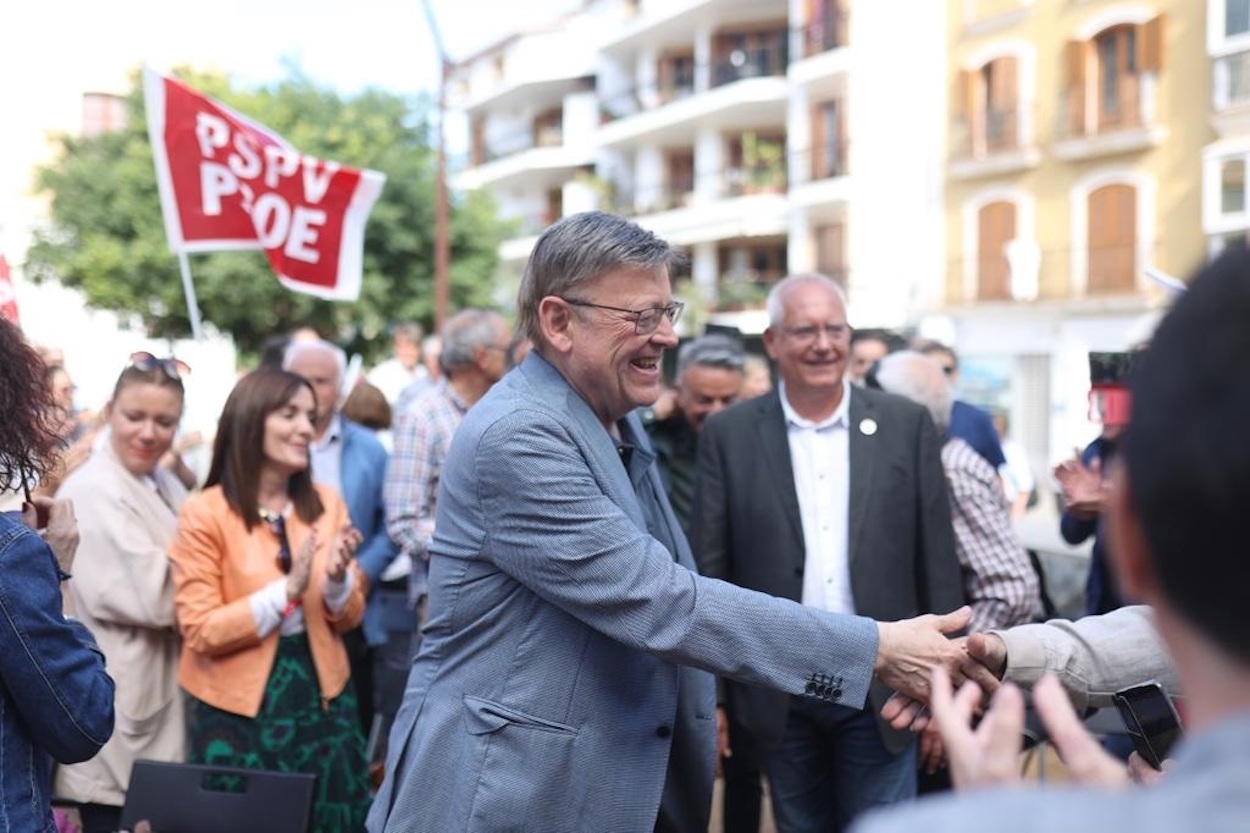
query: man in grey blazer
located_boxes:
[368,212,984,833]
[855,231,1250,833]
[694,275,964,832]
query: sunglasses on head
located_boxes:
[128,351,190,381]
[259,509,292,574]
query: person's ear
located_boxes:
[539,296,575,355]
[1105,463,1160,603]
[762,326,780,361]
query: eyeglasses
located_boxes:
[260,509,292,574]
[128,351,190,381]
[780,323,850,345]
[562,298,685,335]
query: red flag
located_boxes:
[143,68,385,301]
[0,255,19,326]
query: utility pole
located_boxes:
[421,0,451,331]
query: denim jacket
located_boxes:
[0,515,115,832]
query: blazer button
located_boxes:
[655,725,672,738]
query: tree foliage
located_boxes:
[25,68,506,360]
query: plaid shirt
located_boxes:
[942,437,1042,632]
[384,379,470,598]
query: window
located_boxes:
[1222,158,1247,214]
[664,148,695,208]
[1096,26,1139,129]
[815,223,846,283]
[1063,17,1164,137]
[810,99,845,179]
[1087,184,1137,294]
[1228,0,1250,38]
[981,56,1019,152]
[659,52,696,103]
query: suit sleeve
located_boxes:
[471,410,879,708]
[354,437,399,585]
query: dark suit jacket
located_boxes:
[693,385,964,752]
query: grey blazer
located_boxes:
[368,353,881,833]
[694,386,964,752]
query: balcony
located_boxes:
[948,105,1041,179]
[790,140,851,209]
[1052,78,1168,161]
[711,34,789,88]
[455,123,592,192]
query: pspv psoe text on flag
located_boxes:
[143,68,386,325]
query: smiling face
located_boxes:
[556,265,679,429]
[676,364,743,433]
[108,381,184,477]
[261,385,317,478]
[764,279,851,405]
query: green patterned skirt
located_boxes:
[188,632,370,832]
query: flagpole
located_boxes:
[177,251,205,341]
[421,0,451,331]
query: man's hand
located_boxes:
[966,631,1008,680]
[919,722,946,775]
[930,666,1026,790]
[874,607,998,703]
[1053,455,1108,519]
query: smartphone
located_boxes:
[1112,682,1183,770]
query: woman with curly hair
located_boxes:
[0,317,115,833]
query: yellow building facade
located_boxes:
[938,0,1210,479]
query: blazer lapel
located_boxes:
[846,388,877,565]
[756,393,805,549]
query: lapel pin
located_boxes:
[859,418,877,436]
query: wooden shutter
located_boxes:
[1141,14,1166,72]
[977,201,1016,301]
[1064,40,1086,135]
[1088,184,1137,294]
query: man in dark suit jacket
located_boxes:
[694,274,964,833]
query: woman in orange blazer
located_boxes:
[169,368,370,832]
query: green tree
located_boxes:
[25,68,506,361]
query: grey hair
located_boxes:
[765,274,848,327]
[874,350,953,431]
[393,322,424,343]
[517,211,687,346]
[283,338,347,382]
[676,333,746,381]
[439,309,505,371]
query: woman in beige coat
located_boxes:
[54,353,191,833]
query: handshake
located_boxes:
[877,613,1156,790]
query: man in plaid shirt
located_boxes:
[874,351,1042,633]
[379,309,511,739]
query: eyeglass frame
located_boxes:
[777,323,851,345]
[560,298,685,335]
[128,351,190,381]
[259,509,292,574]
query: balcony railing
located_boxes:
[793,8,850,59]
[1055,78,1151,142]
[711,35,789,88]
[791,140,850,185]
[474,123,566,166]
[951,106,1023,160]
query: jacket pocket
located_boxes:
[461,695,578,737]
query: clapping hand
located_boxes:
[1053,454,1109,519]
[326,523,361,582]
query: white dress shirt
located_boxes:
[779,380,855,615]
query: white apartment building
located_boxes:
[1204,0,1250,255]
[447,0,947,334]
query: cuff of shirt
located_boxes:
[250,579,289,638]
[323,570,354,614]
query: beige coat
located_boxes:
[54,440,188,807]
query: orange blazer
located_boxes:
[168,484,366,718]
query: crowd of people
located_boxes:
[1,208,1241,833]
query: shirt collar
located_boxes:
[778,379,851,431]
[314,413,344,450]
[438,378,472,414]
